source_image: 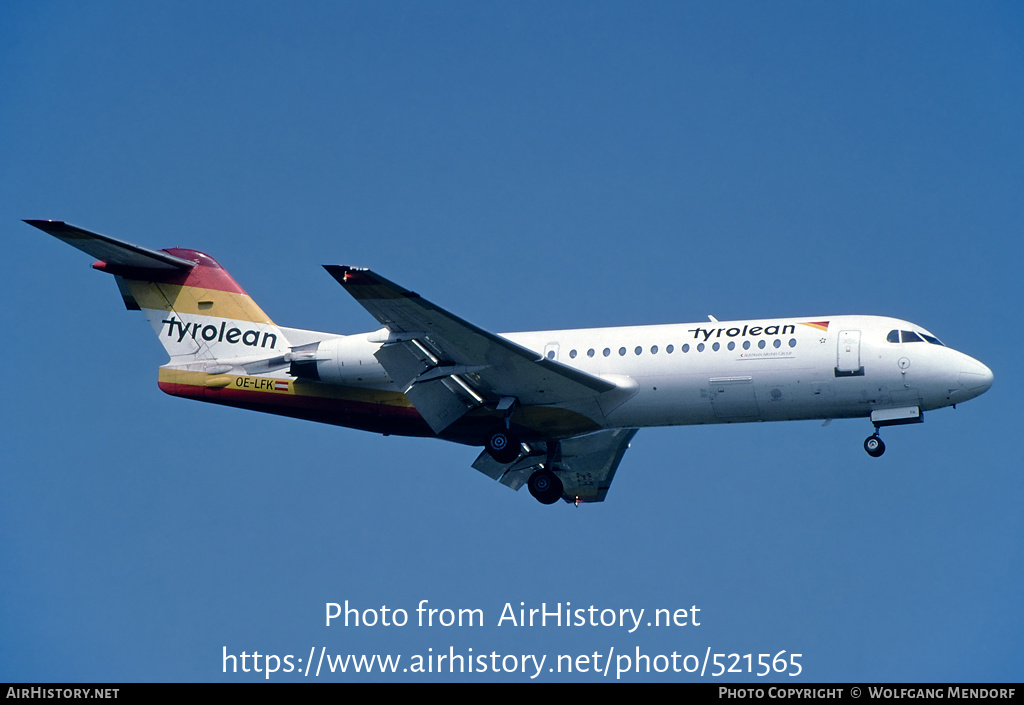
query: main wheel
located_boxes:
[528,469,563,505]
[485,429,521,464]
[864,434,885,457]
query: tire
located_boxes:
[864,435,885,457]
[486,429,521,464]
[528,469,563,505]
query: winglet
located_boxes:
[24,220,196,270]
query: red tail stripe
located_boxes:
[93,248,248,295]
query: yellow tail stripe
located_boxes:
[124,280,274,323]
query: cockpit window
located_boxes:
[887,329,942,344]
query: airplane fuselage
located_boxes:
[156,314,990,448]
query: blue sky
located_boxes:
[2,1,1021,682]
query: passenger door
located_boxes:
[835,330,863,376]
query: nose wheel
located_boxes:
[864,434,885,457]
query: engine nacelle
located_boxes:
[289,335,391,385]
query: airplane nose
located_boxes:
[959,356,994,397]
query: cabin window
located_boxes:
[727,341,735,351]
[666,344,674,353]
[587,348,595,358]
[635,346,642,355]
[682,344,690,353]
[789,338,797,347]
[712,342,720,351]
[651,345,658,354]
[758,340,766,349]
[773,339,782,348]
[697,343,705,352]
[743,340,751,350]
[603,347,611,357]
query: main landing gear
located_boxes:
[485,433,565,504]
[485,428,521,464]
[527,468,564,505]
[864,433,885,457]
[484,397,566,505]
[485,431,566,504]
[485,396,523,464]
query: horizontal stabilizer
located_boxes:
[24,220,195,270]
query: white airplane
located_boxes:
[27,220,993,506]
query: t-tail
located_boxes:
[24,221,290,371]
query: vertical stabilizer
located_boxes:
[25,220,289,364]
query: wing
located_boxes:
[472,428,638,503]
[324,265,616,434]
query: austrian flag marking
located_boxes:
[273,380,289,391]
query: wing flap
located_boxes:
[557,428,638,503]
[375,339,435,388]
[471,452,543,490]
[471,428,638,503]
[403,376,477,434]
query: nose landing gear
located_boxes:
[863,407,923,458]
